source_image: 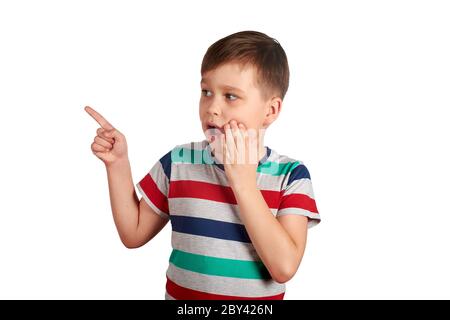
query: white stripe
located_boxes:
[171,162,289,191]
[167,264,285,298]
[149,161,169,196]
[169,198,277,224]
[171,162,230,186]
[165,291,176,300]
[282,178,315,199]
[171,231,261,261]
[277,208,321,228]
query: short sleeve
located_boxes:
[136,149,173,220]
[277,162,321,228]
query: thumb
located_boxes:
[104,128,121,140]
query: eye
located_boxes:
[225,93,237,101]
[201,89,212,97]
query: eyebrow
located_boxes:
[200,79,245,94]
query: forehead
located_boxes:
[201,62,258,92]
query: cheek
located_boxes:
[234,111,257,128]
[199,101,205,111]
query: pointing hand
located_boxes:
[85,106,128,166]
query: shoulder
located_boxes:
[267,147,311,187]
[142,141,207,182]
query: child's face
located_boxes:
[199,62,272,141]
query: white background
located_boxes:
[0,0,449,299]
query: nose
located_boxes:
[206,98,221,117]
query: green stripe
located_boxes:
[171,147,300,176]
[169,249,271,279]
[171,147,211,164]
[257,160,300,175]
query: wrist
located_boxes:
[230,181,258,194]
[105,157,130,171]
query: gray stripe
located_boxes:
[277,208,321,228]
[150,161,169,196]
[171,231,261,261]
[282,178,315,199]
[172,161,230,186]
[165,291,175,300]
[171,162,287,191]
[167,264,285,298]
[169,198,277,224]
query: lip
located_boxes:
[205,122,225,134]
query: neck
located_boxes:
[257,142,266,162]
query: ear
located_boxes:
[262,97,282,128]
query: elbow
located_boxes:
[272,271,295,284]
[270,264,298,284]
[120,237,142,249]
[123,242,140,249]
[270,255,303,283]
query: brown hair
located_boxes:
[201,30,290,101]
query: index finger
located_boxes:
[84,106,114,130]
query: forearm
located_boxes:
[233,186,300,283]
[105,158,140,243]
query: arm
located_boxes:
[220,120,308,283]
[233,186,308,283]
[106,158,168,248]
[85,106,168,248]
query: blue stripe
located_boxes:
[287,164,310,186]
[159,150,172,180]
[170,215,251,243]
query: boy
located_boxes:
[85,30,321,300]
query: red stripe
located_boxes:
[260,189,282,210]
[279,193,318,213]
[166,277,284,300]
[168,180,281,209]
[138,173,169,214]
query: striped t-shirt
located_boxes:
[136,139,321,300]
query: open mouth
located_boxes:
[206,125,225,134]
